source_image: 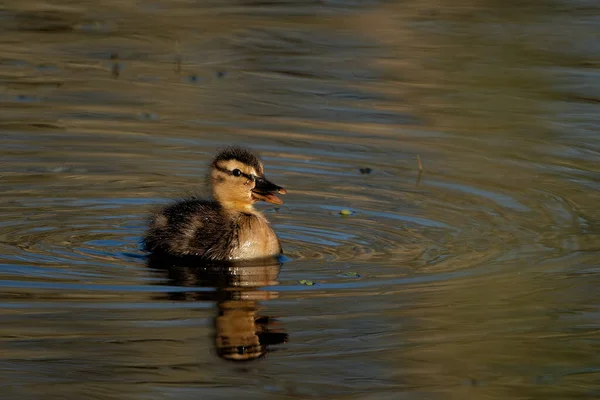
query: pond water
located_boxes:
[1,0,599,399]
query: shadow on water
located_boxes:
[147,255,288,362]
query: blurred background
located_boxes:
[1,0,599,399]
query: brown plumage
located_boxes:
[143,147,286,261]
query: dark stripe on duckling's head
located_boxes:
[212,147,263,176]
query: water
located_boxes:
[1,0,599,399]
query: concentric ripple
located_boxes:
[245,142,586,291]
[1,135,588,295]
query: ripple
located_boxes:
[0,195,147,288]
[0,138,586,297]
[255,147,587,289]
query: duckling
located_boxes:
[143,147,286,261]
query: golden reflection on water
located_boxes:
[148,255,287,362]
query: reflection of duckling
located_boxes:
[144,147,287,260]
[216,299,287,361]
[147,255,288,362]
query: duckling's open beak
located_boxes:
[252,177,286,205]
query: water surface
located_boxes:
[1,1,599,399]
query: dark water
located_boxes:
[1,0,599,399]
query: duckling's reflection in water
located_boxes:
[147,254,288,361]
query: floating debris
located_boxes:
[339,209,353,216]
[359,167,372,174]
[298,280,315,286]
[140,112,159,121]
[416,155,423,186]
[341,272,361,278]
[110,52,120,78]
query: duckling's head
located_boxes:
[210,147,286,212]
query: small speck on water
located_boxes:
[140,112,159,121]
[298,280,315,286]
[340,209,353,216]
[111,62,121,78]
[341,272,361,278]
[359,167,372,174]
[49,166,69,173]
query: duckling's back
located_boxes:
[143,198,235,260]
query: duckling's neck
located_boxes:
[219,201,256,214]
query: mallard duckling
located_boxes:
[143,147,286,260]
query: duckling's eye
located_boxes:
[232,169,242,177]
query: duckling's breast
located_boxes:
[230,213,281,260]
